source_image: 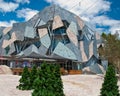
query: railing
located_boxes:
[68,70,82,75]
[11,68,82,75]
[11,68,31,75]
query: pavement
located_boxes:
[0,74,120,96]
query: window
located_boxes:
[53,27,66,35]
[0,35,2,40]
[5,46,10,54]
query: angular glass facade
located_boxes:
[0,5,106,74]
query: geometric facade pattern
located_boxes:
[0,5,105,73]
[67,22,78,46]
[53,42,77,60]
[79,41,88,62]
[52,15,64,30]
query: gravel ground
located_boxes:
[0,74,120,96]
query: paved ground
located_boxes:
[62,75,103,96]
[0,74,120,96]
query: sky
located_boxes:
[0,0,120,35]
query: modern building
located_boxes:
[0,5,106,74]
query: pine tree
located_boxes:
[30,65,38,89]
[100,65,120,96]
[32,76,42,96]
[17,66,31,90]
[32,62,64,96]
[52,64,64,96]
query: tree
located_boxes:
[17,66,31,90]
[30,65,38,89]
[100,65,120,96]
[32,62,64,96]
[99,33,120,73]
[53,64,64,96]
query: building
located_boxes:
[0,5,107,74]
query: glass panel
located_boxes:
[0,35,2,40]
[34,41,41,48]
[5,46,10,54]
[54,28,66,35]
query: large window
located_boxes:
[51,27,70,51]
[14,37,41,54]
[5,46,10,54]
[53,28,66,35]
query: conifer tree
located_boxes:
[17,66,31,90]
[100,65,120,96]
[52,64,64,96]
[32,62,64,96]
[30,65,38,89]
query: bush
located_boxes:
[100,65,120,96]
[17,66,31,90]
[30,65,38,89]
[32,62,64,96]
[53,64,64,96]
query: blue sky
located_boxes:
[0,0,120,35]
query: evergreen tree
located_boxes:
[32,76,42,96]
[32,62,64,96]
[17,66,31,90]
[52,64,64,96]
[100,65,120,96]
[30,65,38,89]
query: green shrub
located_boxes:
[32,62,64,96]
[52,64,64,96]
[17,66,31,90]
[30,65,38,89]
[100,65,120,96]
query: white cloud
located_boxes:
[91,15,120,26]
[0,20,17,27]
[45,0,110,16]
[0,0,19,12]
[109,25,120,35]
[16,8,39,21]
[45,0,120,36]
[90,15,120,34]
[14,0,30,4]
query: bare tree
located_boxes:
[99,33,120,74]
